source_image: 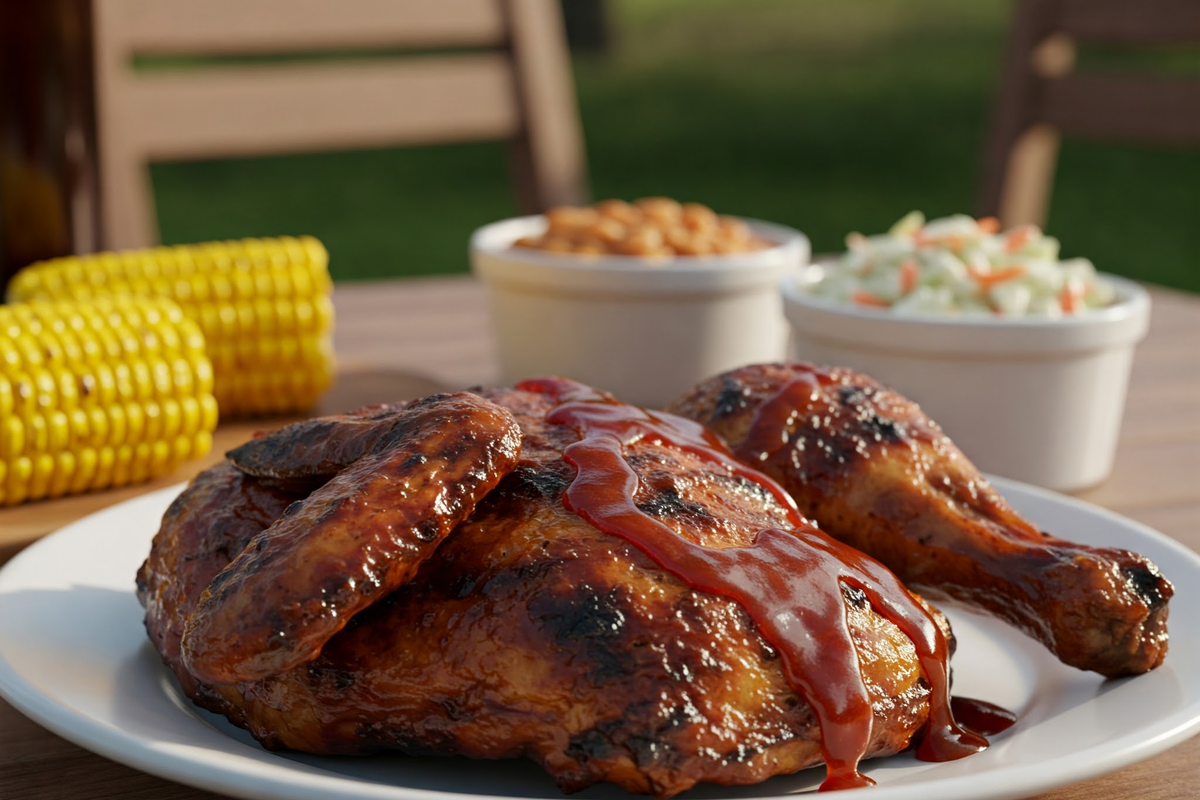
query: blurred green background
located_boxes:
[151,0,1200,291]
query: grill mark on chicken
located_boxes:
[531,585,632,683]
[565,726,625,765]
[637,483,714,521]
[497,463,573,501]
[713,375,752,419]
[842,583,869,610]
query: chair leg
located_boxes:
[99,149,157,250]
[998,123,1061,228]
[506,135,540,215]
[978,0,1061,221]
[504,0,589,211]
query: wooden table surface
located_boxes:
[2,275,1199,800]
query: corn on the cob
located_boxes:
[7,236,335,416]
[0,297,218,505]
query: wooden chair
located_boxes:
[92,0,588,249]
[979,0,1200,228]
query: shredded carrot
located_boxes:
[968,264,1025,291]
[852,290,890,308]
[1004,225,1037,254]
[915,232,966,251]
[1060,284,1080,313]
[976,216,1001,234]
[899,259,919,295]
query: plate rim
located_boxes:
[1,477,1199,800]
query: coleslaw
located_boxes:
[807,212,1117,317]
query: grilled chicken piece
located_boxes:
[182,392,523,684]
[225,401,409,488]
[667,362,1173,678]
[137,461,298,700]
[139,385,968,797]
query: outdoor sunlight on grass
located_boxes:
[151,0,1200,291]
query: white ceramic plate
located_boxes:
[1,478,1198,800]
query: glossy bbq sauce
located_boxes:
[518,377,989,792]
[734,364,948,468]
[950,697,1017,737]
[735,367,834,465]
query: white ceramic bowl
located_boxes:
[782,268,1151,491]
[471,215,810,408]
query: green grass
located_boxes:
[152,0,1200,291]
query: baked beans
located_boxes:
[513,198,774,259]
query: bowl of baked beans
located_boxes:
[470,198,809,408]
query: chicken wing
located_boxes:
[181,392,523,684]
[667,362,1172,678]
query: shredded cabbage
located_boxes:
[806,212,1117,317]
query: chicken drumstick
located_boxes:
[667,362,1172,678]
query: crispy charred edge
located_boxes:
[669,362,1174,677]
[226,399,412,487]
[137,461,303,701]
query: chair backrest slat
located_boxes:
[101,0,506,55]
[125,56,519,161]
[1059,0,1200,45]
[1040,75,1200,144]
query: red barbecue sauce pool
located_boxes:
[950,697,1017,737]
[518,377,996,791]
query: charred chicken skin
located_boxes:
[182,392,523,684]
[139,383,985,796]
[667,362,1172,678]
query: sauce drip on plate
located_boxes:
[518,377,990,791]
[950,697,1018,737]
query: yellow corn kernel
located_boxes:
[0,297,218,505]
[69,447,97,494]
[92,445,115,490]
[1,416,24,461]
[0,375,11,419]
[6,455,32,506]
[69,407,91,447]
[130,441,153,484]
[27,452,55,501]
[107,403,127,448]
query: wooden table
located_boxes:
[2,275,1199,799]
